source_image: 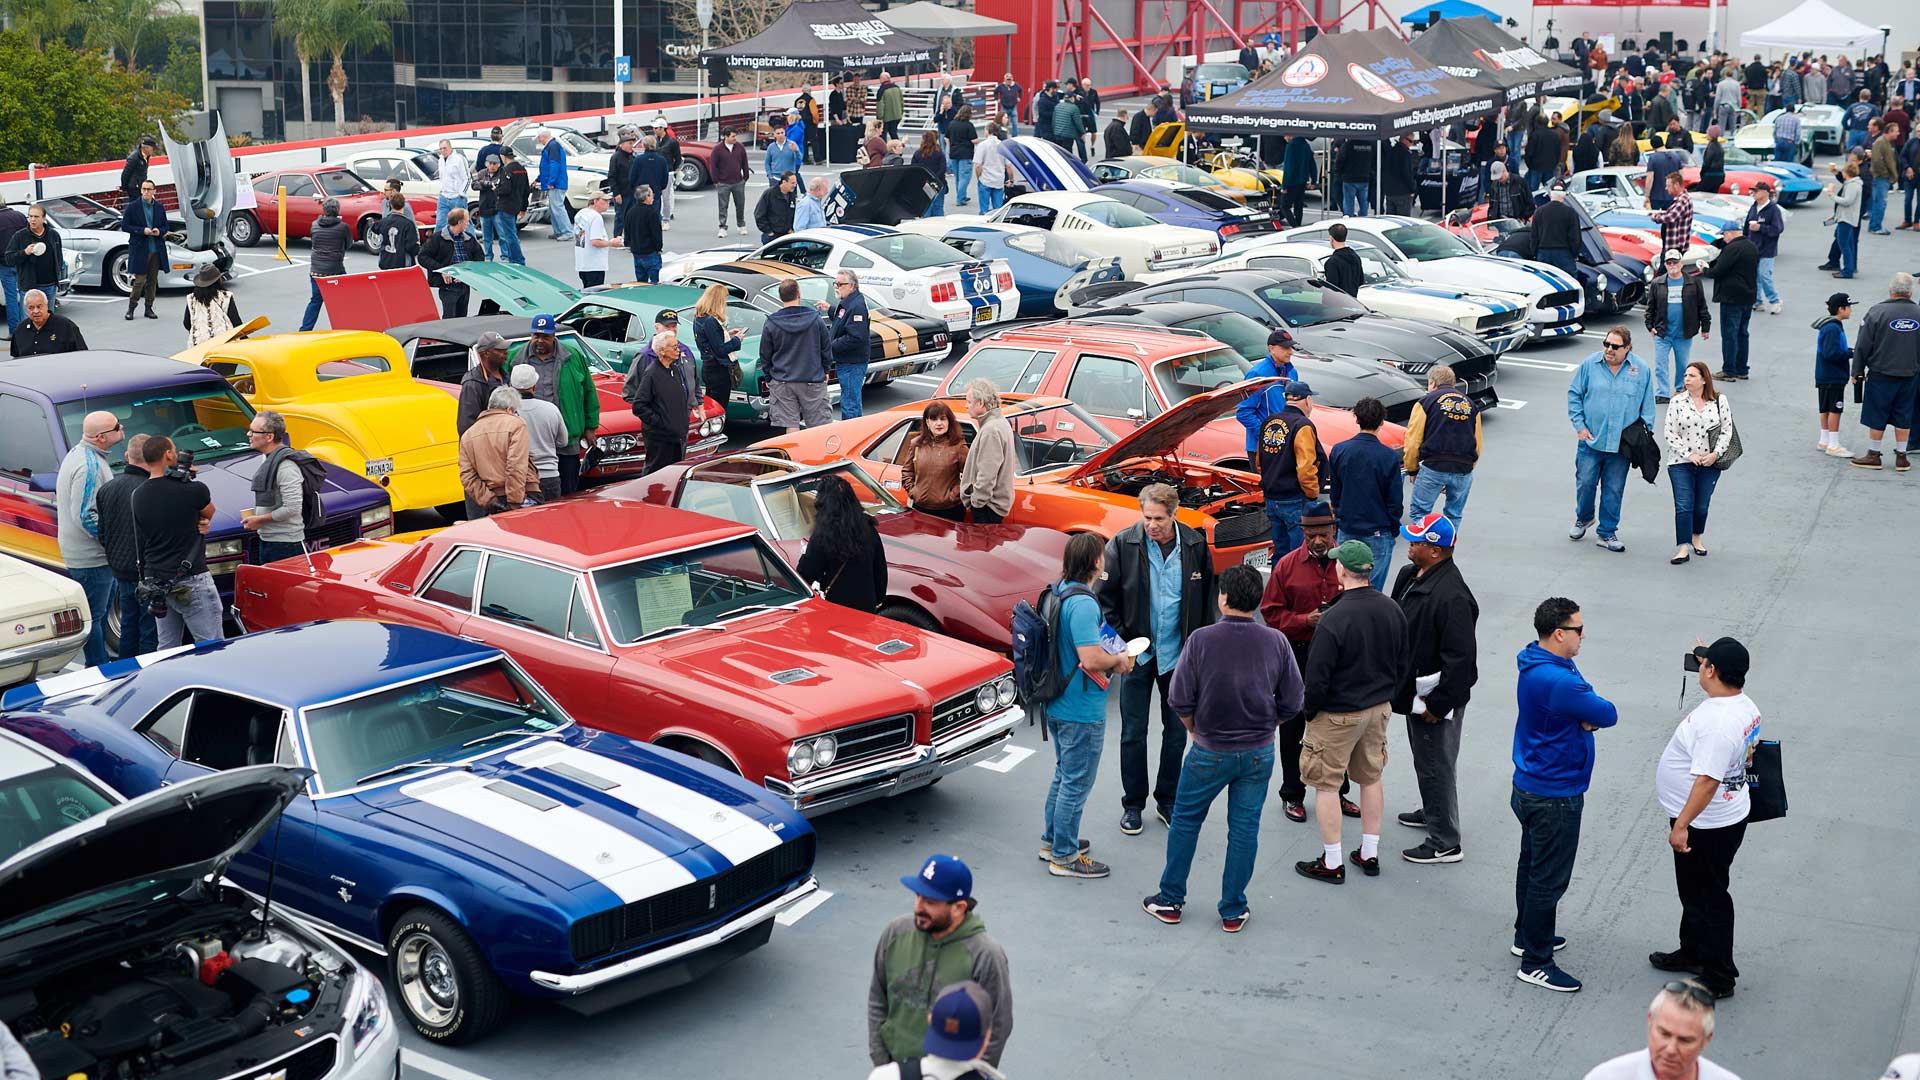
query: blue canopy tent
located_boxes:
[1400,0,1500,25]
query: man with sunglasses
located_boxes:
[55,410,125,666]
[1567,326,1658,553]
[1511,597,1619,993]
[1583,980,1739,1079]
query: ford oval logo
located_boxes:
[1892,318,1920,332]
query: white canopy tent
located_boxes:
[1738,0,1884,53]
[876,2,1018,68]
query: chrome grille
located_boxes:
[932,691,984,739]
[570,835,815,962]
[826,713,914,764]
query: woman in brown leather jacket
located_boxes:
[900,400,969,520]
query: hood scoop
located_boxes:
[768,668,818,685]
[874,639,912,655]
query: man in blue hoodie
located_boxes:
[1812,291,1855,457]
[759,277,833,432]
[1510,596,1619,994]
[1567,326,1658,552]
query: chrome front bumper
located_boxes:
[764,705,1023,817]
[528,877,820,995]
[866,353,943,384]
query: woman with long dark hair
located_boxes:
[912,130,949,217]
[1664,360,1733,565]
[901,400,969,520]
[795,475,887,612]
[182,266,241,347]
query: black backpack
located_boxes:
[1010,582,1096,737]
[284,449,329,540]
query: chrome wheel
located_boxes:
[106,250,131,295]
[394,929,460,1029]
[675,159,707,191]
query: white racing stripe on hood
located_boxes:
[509,744,781,867]
[401,772,696,902]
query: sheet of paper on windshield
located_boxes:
[1411,672,1453,719]
[633,567,693,636]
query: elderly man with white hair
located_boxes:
[1581,980,1739,1080]
[56,409,124,665]
[458,386,535,517]
[627,330,695,475]
[1850,270,1920,471]
[957,379,1014,524]
[9,289,86,357]
[434,140,468,230]
[795,176,831,232]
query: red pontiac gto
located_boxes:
[234,499,1022,816]
[614,454,1069,654]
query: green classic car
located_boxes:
[440,261,585,318]
[557,284,842,424]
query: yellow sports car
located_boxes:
[1138,122,1293,203]
[175,320,465,518]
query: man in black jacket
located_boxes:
[755,172,798,242]
[628,331,693,474]
[1104,113,1132,158]
[826,270,871,419]
[94,433,157,660]
[492,148,530,266]
[119,136,158,202]
[1644,251,1712,401]
[418,208,485,318]
[607,128,637,239]
[1097,483,1217,836]
[375,193,419,270]
[5,205,65,320]
[1699,232,1758,380]
[1322,223,1364,298]
[9,291,84,357]
[457,332,510,434]
[1389,514,1477,865]
[1381,134,1418,216]
[1529,184,1581,280]
[298,199,352,331]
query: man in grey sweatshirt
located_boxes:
[56,410,123,665]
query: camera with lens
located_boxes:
[164,449,197,481]
[136,559,195,617]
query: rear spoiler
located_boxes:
[0,646,195,711]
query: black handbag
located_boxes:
[1744,739,1787,822]
[1707,398,1742,470]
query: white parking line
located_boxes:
[1496,398,1528,410]
[1501,356,1579,372]
[402,1049,497,1080]
[892,374,943,388]
[774,888,834,926]
[973,744,1036,774]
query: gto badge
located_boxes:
[708,883,718,910]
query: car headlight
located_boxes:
[994,676,1016,709]
[975,683,997,714]
[347,970,387,1057]
[359,506,391,529]
[601,433,636,453]
[788,740,815,776]
[206,538,244,559]
[812,734,837,769]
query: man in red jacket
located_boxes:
[1258,502,1355,823]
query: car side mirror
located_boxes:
[1126,408,1145,425]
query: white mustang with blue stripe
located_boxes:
[1278,216,1587,340]
[0,620,817,1045]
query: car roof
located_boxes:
[975,319,1217,356]
[1009,190,1112,209]
[691,260,821,286]
[1092,300,1248,324]
[441,498,760,568]
[198,330,404,361]
[787,225,904,244]
[0,352,228,404]
[1142,267,1302,289]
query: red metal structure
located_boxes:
[975,0,1402,100]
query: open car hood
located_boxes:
[0,765,308,925]
[832,165,936,227]
[319,266,441,332]
[1066,378,1276,479]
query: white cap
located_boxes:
[509,365,538,391]
[1663,248,1684,262]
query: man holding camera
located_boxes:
[130,436,224,647]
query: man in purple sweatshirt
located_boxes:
[1140,565,1303,933]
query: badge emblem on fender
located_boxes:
[708,883,718,910]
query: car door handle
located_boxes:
[459,634,488,643]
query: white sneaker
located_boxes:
[717,227,728,238]
[1768,301,1783,314]
[663,221,672,231]
[1827,444,1855,457]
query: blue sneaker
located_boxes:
[1516,965,1582,992]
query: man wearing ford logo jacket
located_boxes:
[1848,271,1920,471]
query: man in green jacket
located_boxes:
[1052,92,1088,162]
[506,314,600,493]
[877,71,905,140]
[868,855,1014,1068]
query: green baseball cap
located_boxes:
[1329,539,1375,574]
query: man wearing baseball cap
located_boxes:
[1294,539,1408,885]
[1743,179,1784,315]
[1239,380,1324,557]
[1811,291,1855,457]
[1248,328,1299,387]
[1644,248,1711,403]
[869,855,1013,1069]
[456,331,511,434]
[867,981,1006,1080]
[1389,512,1478,865]
[1649,637,1759,1000]
[506,315,599,493]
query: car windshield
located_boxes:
[57,383,257,472]
[679,459,903,540]
[1001,230,1091,267]
[1077,200,1158,228]
[592,534,810,644]
[1721,144,1757,166]
[1257,280,1370,327]
[0,746,116,861]
[34,195,119,230]
[1381,224,1476,261]
[1148,163,1219,187]
[1169,186,1242,211]
[1153,348,1252,405]
[314,169,373,196]
[1173,310,1276,359]
[3,876,187,936]
[758,277,836,309]
[1002,401,1118,474]
[558,130,599,153]
[1353,246,1404,284]
[1195,63,1248,81]
[507,333,614,376]
[857,233,967,270]
[412,154,441,180]
[301,659,569,792]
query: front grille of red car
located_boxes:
[822,713,915,765]
[50,608,84,637]
[570,834,816,963]
[932,692,983,740]
[1211,505,1271,549]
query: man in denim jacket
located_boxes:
[1567,325,1658,552]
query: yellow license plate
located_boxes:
[973,305,994,324]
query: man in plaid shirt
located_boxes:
[1651,174,1694,256]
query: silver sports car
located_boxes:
[24,194,233,296]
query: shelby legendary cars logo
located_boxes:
[1349,63,1406,103]
[1282,53,1328,87]
[811,19,895,45]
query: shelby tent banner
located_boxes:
[700,0,939,71]
[1410,19,1584,101]
[1185,28,1498,138]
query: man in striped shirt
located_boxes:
[1651,174,1694,256]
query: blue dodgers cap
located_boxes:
[530,313,557,333]
[1284,380,1315,399]
[901,853,972,902]
[1401,511,1456,547]
[924,981,993,1060]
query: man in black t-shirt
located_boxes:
[94,433,157,660]
[129,436,224,647]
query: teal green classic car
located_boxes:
[440,261,584,317]
[557,284,842,424]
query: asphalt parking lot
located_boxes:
[39,154,1920,1080]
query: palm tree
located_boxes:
[80,0,180,70]
[305,0,408,136]
[2,0,81,48]
[266,0,321,135]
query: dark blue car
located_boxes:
[1095,178,1279,242]
[0,621,819,1044]
[916,223,1126,316]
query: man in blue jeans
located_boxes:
[1510,597,1619,993]
[1241,381,1325,557]
[825,270,870,419]
[1141,565,1301,933]
[1566,327,1657,552]
[1325,396,1402,590]
[1402,364,1481,531]
[1041,533,1132,880]
[54,411,125,667]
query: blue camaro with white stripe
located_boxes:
[0,620,817,1046]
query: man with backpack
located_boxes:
[241,410,319,565]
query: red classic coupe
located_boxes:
[616,454,1068,653]
[234,499,1022,816]
[231,166,436,250]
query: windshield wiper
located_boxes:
[633,623,726,642]
[356,759,475,785]
[461,728,563,749]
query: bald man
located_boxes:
[56,410,125,665]
[9,290,86,357]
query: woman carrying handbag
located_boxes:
[691,284,744,414]
[1664,361,1737,565]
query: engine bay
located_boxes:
[1088,465,1263,512]
[6,910,350,1080]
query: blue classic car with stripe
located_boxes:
[0,621,817,1045]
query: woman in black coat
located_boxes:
[1695,127,1726,193]
[794,476,887,613]
[691,283,742,407]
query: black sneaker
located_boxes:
[1349,849,1380,877]
[1516,965,1582,992]
[1294,857,1345,884]
[1142,894,1183,924]
[1396,809,1426,828]
[1401,842,1463,864]
[1037,838,1091,862]
[1649,949,1702,973]
[1154,804,1173,828]
[1048,854,1111,879]
[1119,809,1143,835]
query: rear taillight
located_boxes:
[52,607,83,636]
[931,281,958,303]
[1220,224,1242,237]
[995,271,1013,291]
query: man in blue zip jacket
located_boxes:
[1510,596,1618,994]
[1236,330,1298,458]
[826,269,871,419]
[535,129,572,240]
[1742,181,1785,315]
[1567,326,1657,553]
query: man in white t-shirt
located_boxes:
[1649,636,1760,1000]
[1583,980,1740,1080]
[572,192,616,289]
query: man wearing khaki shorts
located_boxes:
[1294,540,1409,885]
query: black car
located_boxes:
[1077,268,1498,413]
[1063,302,1428,422]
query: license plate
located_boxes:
[364,458,394,478]
[973,305,995,325]
[899,762,937,787]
